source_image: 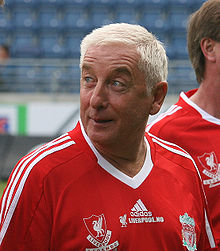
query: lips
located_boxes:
[89,115,113,124]
[93,118,112,123]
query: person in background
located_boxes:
[0,44,10,90]
[0,23,216,250]
[147,0,220,248]
[0,44,9,65]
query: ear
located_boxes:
[200,38,216,62]
[149,81,168,115]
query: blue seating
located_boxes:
[0,33,8,44]
[60,64,80,93]
[11,7,37,30]
[89,4,114,28]
[62,6,89,30]
[114,4,139,24]
[139,6,167,32]
[39,0,64,6]
[11,31,39,58]
[190,0,206,11]
[7,0,38,8]
[0,0,207,63]
[90,0,115,6]
[166,31,188,59]
[15,65,37,87]
[167,6,190,32]
[38,6,62,30]
[167,64,196,94]
[40,65,62,78]
[139,0,167,7]
[0,64,16,91]
[0,8,12,31]
[114,0,141,6]
[63,0,89,6]
[39,32,65,58]
[64,32,86,58]
[168,0,192,7]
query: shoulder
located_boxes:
[146,95,199,142]
[147,90,201,135]
[17,133,78,179]
[7,127,94,196]
[0,129,95,228]
[147,104,188,132]
[147,132,201,176]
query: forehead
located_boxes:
[82,44,140,71]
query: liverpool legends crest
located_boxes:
[198,151,220,188]
[83,214,119,250]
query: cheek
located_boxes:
[80,93,90,119]
[132,100,152,123]
[80,89,90,107]
[119,99,149,123]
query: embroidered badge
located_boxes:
[198,151,220,187]
[83,214,119,250]
[179,213,197,251]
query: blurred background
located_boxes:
[0,0,206,181]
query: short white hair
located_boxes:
[80,23,168,93]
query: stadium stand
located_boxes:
[0,0,206,94]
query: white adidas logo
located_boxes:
[131,199,148,212]
[128,199,165,224]
[130,199,152,217]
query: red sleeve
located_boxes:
[0,159,51,250]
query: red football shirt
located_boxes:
[147,89,220,248]
[0,121,216,250]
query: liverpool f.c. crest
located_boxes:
[179,213,197,251]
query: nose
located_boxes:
[90,82,108,110]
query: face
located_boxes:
[80,43,155,147]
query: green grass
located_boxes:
[0,180,8,198]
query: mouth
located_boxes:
[90,117,113,125]
[94,119,112,124]
[93,118,113,123]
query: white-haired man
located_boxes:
[0,23,216,250]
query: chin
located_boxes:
[88,131,115,146]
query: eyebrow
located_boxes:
[81,65,132,78]
[113,67,132,77]
[81,64,91,71]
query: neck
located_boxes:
[190,81,220,119]
[94,137,147,178]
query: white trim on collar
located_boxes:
[79,119,153,189]
[180,92,220,125]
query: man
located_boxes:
[147,0,220,248]
[0,23,216,250]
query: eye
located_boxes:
[85,76,93,83]
[112,80,122,87]
[81,75,95,88]
[111,80,127,92]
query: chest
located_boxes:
[50,167,204,251]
